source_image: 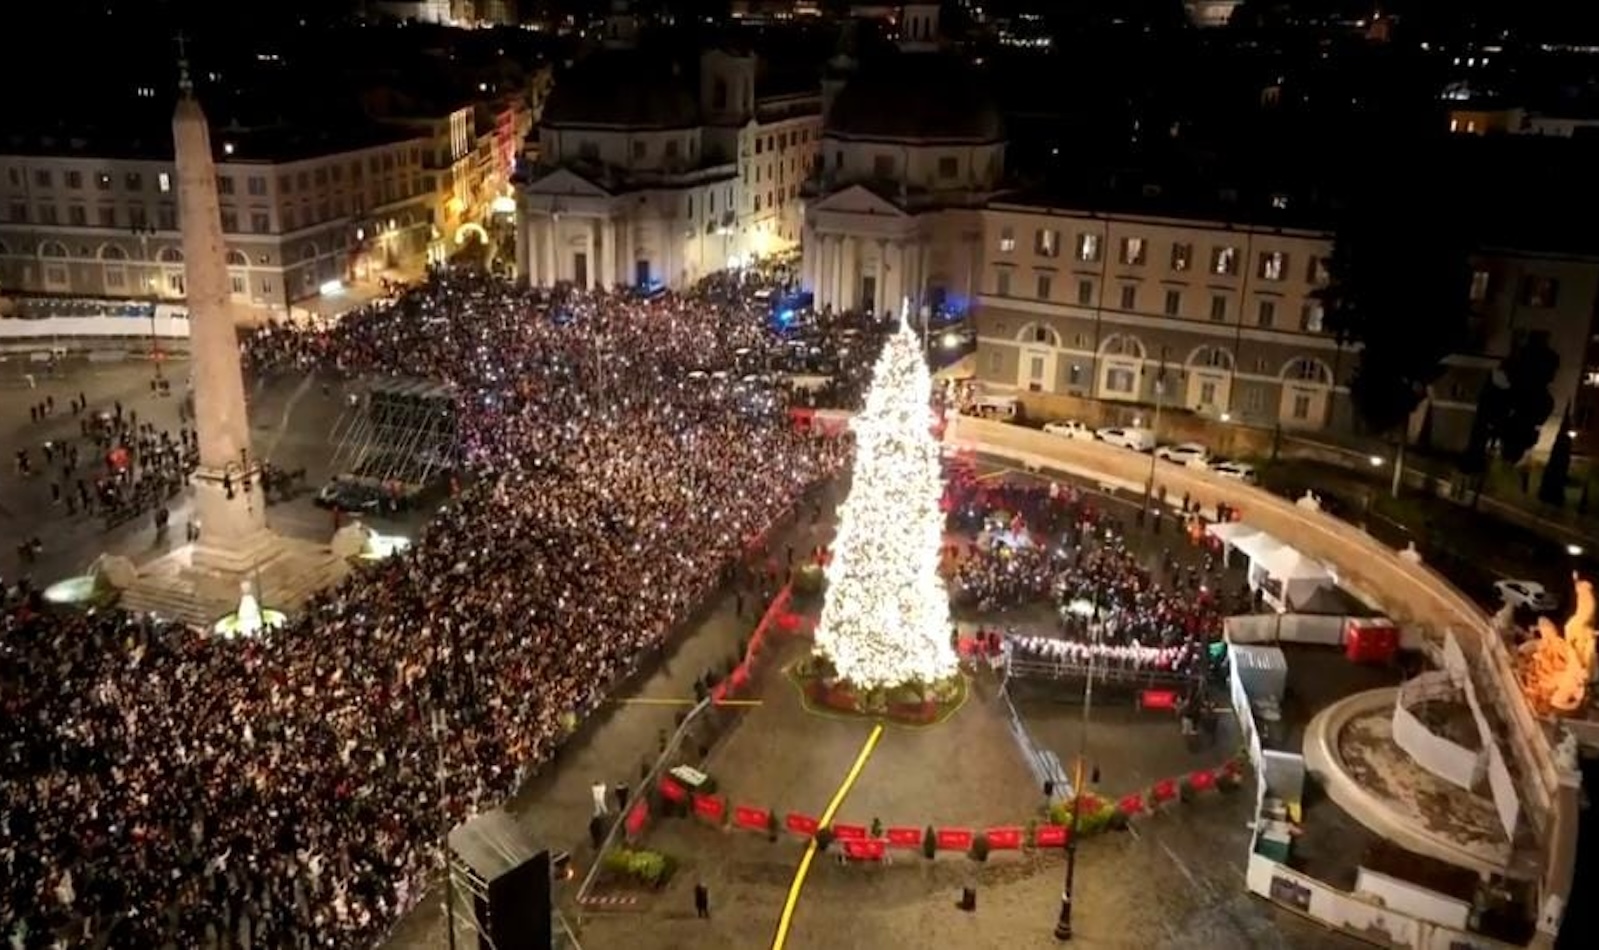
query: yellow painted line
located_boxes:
[973,467,1021,481]
[617,698,763,707]
[770,723,884,950]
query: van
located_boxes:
[969,393,1019,421]
[1095,426,1156,452]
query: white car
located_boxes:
[1494,579,1558,612]
[1042,420,1095,441]
[1095,426,1156,452]
[1155,442,1211,467]
[1210,461,1258,483]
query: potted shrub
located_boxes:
[767,810,781,843]
[969,832,990,863]
[922,826,937,860]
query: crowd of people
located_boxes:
[2,271,855,949]
[943,470,1232,681]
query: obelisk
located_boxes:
[172,59,274,573]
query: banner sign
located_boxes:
[658,776,687,803]
[786,812,820,836]
[1034,824,1069,848]
[885,827,923,848]
[624,801,649,838]
[692,794,725,823]
[986,827,1023,851]
[842,839,886,861]
[936,828,974,851]
[733,805,770,832]
[832,823,868,842]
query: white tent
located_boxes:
[1205,521,1260,544]
[1259,547,1336,609]
[1232,531,1286,565]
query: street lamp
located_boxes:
[1567,544,1584,558]
[1055,598,1100,940]
[1140,367,1166,525]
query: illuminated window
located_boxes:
[1119,237,1146,266]
[158,173,171,193]
[1074,233,1097,262]
[998,227,1015,253]
[1035,229,1060,258]
[1258,252,1286,281]
[1170,243,1191,271]
[1211,246,1238,276]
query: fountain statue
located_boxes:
[1516,574,1598,715]
[211,578,287,638]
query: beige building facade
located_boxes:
[973,200,1599,452]
[0,131,433,318]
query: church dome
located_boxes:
[541,49,699,130]
[824,52,1002,143]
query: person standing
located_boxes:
[693,881,710,920]
[591,780,610,817]
[612,780,629,813]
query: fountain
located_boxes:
[1515,574,1597,716]
[212,579,287,638]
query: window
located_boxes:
[1211,245,1238,275]
[1119,285,1136,310]
[158,173,171,193]
[1258,251,1286,281]
[937,156,958,178]
[1286,358,1327,382]
[665,140,680,160]
[7,203,25,224]
[216,175,235,195]
[1119,237,1146,266]
[1077,279,1094,305]
[753,195,762,212]
[1075,233,1098,262]
[220,210,239,233]
[1036,229,1060,258]
[68,205,86,226]
[37,204,58,225]
[578,141,599,161]
[1036,274,1053,300]
[97,206,116,227]
[96,173,111,191]
[33,169,52,188]
[1105,367,1136,394]
[65,170,82,189]
[128,206,147,228]
[1520,277,1559,308]
[260,278,275,294]
[1068,364,1083,387]
[230,274,246,295]
[248,175,267,196]
[1164,289,1181,316]
[105,268,125,289]
[1257,300,1276,328]
[996,269,1012,296]
[872,154,894,177]
[1300,301,1324,332]
[1307,256,1329,284]
[4,167,17,187]
[1170,243,1192,271]
[283,207,297,231]
[44,265,68,286]
[987,350,1003,374]
[1243,388,1265,412]
[1469,269,1491,302]
[156,205,176,230]
[631,140,646,160]
[251,212,271,233]
[1209,295,1227,322]
[1291,393,1312,420]
[998,227,1015,252]
[1033,326,1053,344]
[166,273,184,294]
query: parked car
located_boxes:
[1042,420,1095,441]
[967,393,1019,420]
[1493,579,1558,612]
[1155,442,1211,466]
[314,481,385,515]
[1095,426,1156,452]
[1210,460,1259,484]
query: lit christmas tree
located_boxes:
[812,316,959,691]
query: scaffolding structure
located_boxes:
[446,810,581,950]
[329,378,459,488]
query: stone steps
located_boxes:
[117,541,350,629]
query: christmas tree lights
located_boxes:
[812,317,958,690]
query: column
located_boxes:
[542,217,557,287]
[602,219,618,289]
[875,239,889,315]
[584,219,597,290]
[816,233,831,309]
[620,219,635,286]
[828,236,843,311]
[801,228,816,294]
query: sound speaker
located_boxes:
[473,849,552,950]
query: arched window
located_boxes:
[98,244,129,261]
[156,246,184,264]
[1100,333,1145,359]
[300,242,320,263]
[38,241,69,258]
[226,249,249,267]
[1016,322,1061,347]
[1189,345,1233,370]
[1283,357,1332,385]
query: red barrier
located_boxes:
[1151,778,1178,803]
[1034,824,1069,848]
[833,823,867,842]
[789,408,816,432]
[693,794,725,823]
[1189,769,1216,792]
[1140,689,1178,711]
[624,800,649,838]
[885,827,923,848]
[986,827,1023,851]
[658,776,687,803]
[1118,793,1146,817]
[733,805,770,832]
[936,828,973,851]
[842,839,887,861]
[786,813,820,836]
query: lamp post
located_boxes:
[1055,598,1100,940]
[432,709,459,950]
[1140,366,1166,524]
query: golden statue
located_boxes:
[1517,574,1597,715]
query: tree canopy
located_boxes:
[1316,175,1474,435]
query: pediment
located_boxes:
[810,184,906,217]
[522,167,612,198]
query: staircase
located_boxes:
[117,541,350,629]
